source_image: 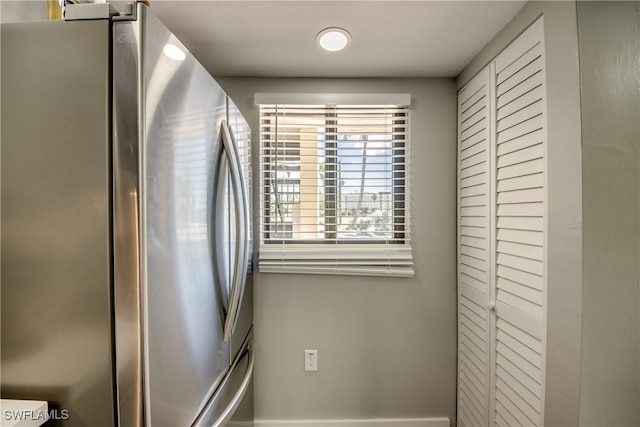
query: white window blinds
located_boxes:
[257,99,413,277]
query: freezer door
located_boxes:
[114,6,229,426]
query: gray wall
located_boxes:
[0,1,46,22]
[217,77,458,421]
[457,2,583,426]
[577,2,640,426]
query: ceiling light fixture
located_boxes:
[316,27,351,52]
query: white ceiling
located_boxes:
[1,0,526,78]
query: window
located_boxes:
[257,94,413,277]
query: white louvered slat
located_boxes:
[496,187,544,204]
[496,70,544,110]
[461,162,487,179]
[497,114,543,145]
[460,298,487,330]
[496,366,541,406]
[497,265,543,291]
[461,129,488,152]
[461,225,487,239]
[461,342,486,375]
[496,85,544,121]
[498,228,543,247]
[496,381,540,426]
[461,322,489,359]
[461,197,488,210]
[460,234,485,250]
[461,215,487,228]
[459,409,475,427]
[461,262,485,285]
[497,289,544,321]
[462,104,487,128]
[460,184,486,199]
[496,42,542,85]
[460,243,486,260]
[460,356,487,394]
[461,150,489,170]
[461,282,488,307]
[495,402,519,427]
[498,240,543,262]
[496,353,542,397]
[461,119,487,142]
[461,87,485,115]
[461,338,488,375]
[461,139,489,161]
[497,304,543,342]
[461,384,487,422]
[498,316,543,354]
[496,157,543,180]
[497,201,544,217]
[496,57,543,98]
[461,172,487,189]
[497,277,543,306]
[496,342,541,382]
[460,342,486,380]
[497,375,541,423]
[496,172,544,193]
[461,271,487,293]
[495,389,535,427]
[460,397,482,427]
[497,252,543,276]
[461,221,486,238]
[496,330,542,370]
[461,315,488,343]
[496,100,543,133]
[497,216,543,232]
[458,67,491,427]
[497,143,544,169]
[460,382,486,422]
[497,128,544,156]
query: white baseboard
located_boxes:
[255,418,450,427]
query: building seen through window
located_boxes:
[259,104,408,244]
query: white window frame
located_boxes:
[255,93,414,277]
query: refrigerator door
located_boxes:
[114,6,229,426]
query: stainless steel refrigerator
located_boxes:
[1,3,253,426]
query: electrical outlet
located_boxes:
[304,349,317,371]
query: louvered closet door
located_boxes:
[492,17,546,427]
[457,16,546,427]
[457,67,492,427]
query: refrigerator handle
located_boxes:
[212,124,230,317]
[227,121,250,337]
[220,121,249,343]
[216,337,254,426]
[191,334,254,427]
